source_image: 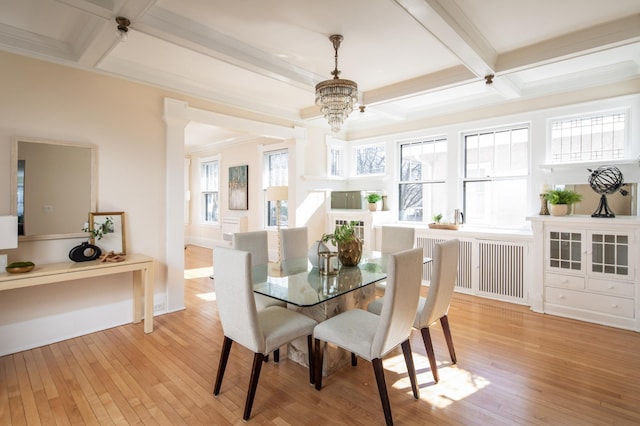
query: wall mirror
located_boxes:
[10,136,96,241]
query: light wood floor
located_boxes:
[2,245,639,425]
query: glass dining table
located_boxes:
[251,251,394,307]
[251,251,431,375]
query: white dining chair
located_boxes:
[280,227,308,261]
[212,247,317,421]
[375,226,416,291]
[233,230,286,310]
[368,239,459,383]
[380,225,415,254]
[313,247,423,426]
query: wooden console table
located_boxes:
[0,254,155,333]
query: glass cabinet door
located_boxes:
[590,232,632,279]
[547,230,584,273]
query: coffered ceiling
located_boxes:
[1,0,639,148]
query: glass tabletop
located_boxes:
[252,251,428,307]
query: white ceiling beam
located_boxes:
[496,15,640,72]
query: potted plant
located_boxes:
[544,189,583,216]
[322,220,363,266]
[366,193,382,211]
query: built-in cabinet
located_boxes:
[326,211,394,252]
[528,215,640,331]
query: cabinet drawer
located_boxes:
[545,287,634,318]
[588,278,634,297]
[545,273,584,290]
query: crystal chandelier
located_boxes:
[315,34,358,133]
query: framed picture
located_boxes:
[229,165,248,210]
[88,211,126,254]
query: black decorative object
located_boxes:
[588,166,628,218]
[69,242,102,262]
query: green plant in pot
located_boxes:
[544,189,583,216]
[366,193,382,211]
[322,220,363,266]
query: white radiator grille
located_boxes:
[478,241,525,301]
[416,237,472,290]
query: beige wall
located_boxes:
[0,52,176,354]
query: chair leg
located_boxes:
[243,352,265,421]
[307,335,315,384]
[420,327,439,383]
[314,338,324,390]
[351,352,357,366]
[213,336,233,395]
[401,340,420,399]
[274,348,280,363]
[372,358,393,426]
[440,315,457,364]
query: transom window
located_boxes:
[463,125,529,228]
[549,111,626,163]
[398,137,447,223]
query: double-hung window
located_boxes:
[264,149,288,227]
[200,157,219,224]
[398,137,447,222]
[463,126,529,228]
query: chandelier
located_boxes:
[315,34,358,133]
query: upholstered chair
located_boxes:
[313,247,423,426]
[233,230,286,310]
[280,227,308,261]
[212,247,317,421]
[376,226,416,290]
[380,225,415,254]
[368,239,459,383]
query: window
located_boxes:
[200,157,219,224]
[354,143,385,176]
[398,137,447,222]
[549,111,626,163]
[264,149,288,227]
[329,145,343,177]
[463,126,529,228]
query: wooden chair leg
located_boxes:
[401,340,420,399]
[264,354,269,363]
[243,352,265,421]
[351,352,358,366]
[213,336,233,395]
[420,327,439,383]
[314,338,324,390]
[440,315,457,364]
[372,358,393,426]
[274,348,280,363]
[307,335,315,384]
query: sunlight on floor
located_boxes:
[385,352,490,408]
[196,292,217,301]
[184,266,213,279]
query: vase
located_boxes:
[337,237,363,266]
[368,202,378,211]
[550,204,569,216]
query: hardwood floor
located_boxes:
[2,244,639,425]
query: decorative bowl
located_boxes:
[5,262,35,274]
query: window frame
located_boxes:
[263,147,289,229]
[397,136,448,224]
[462,124,530,229]
[198,154,220,226]
[547,109,629,165]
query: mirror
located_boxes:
[10,136,96,241]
